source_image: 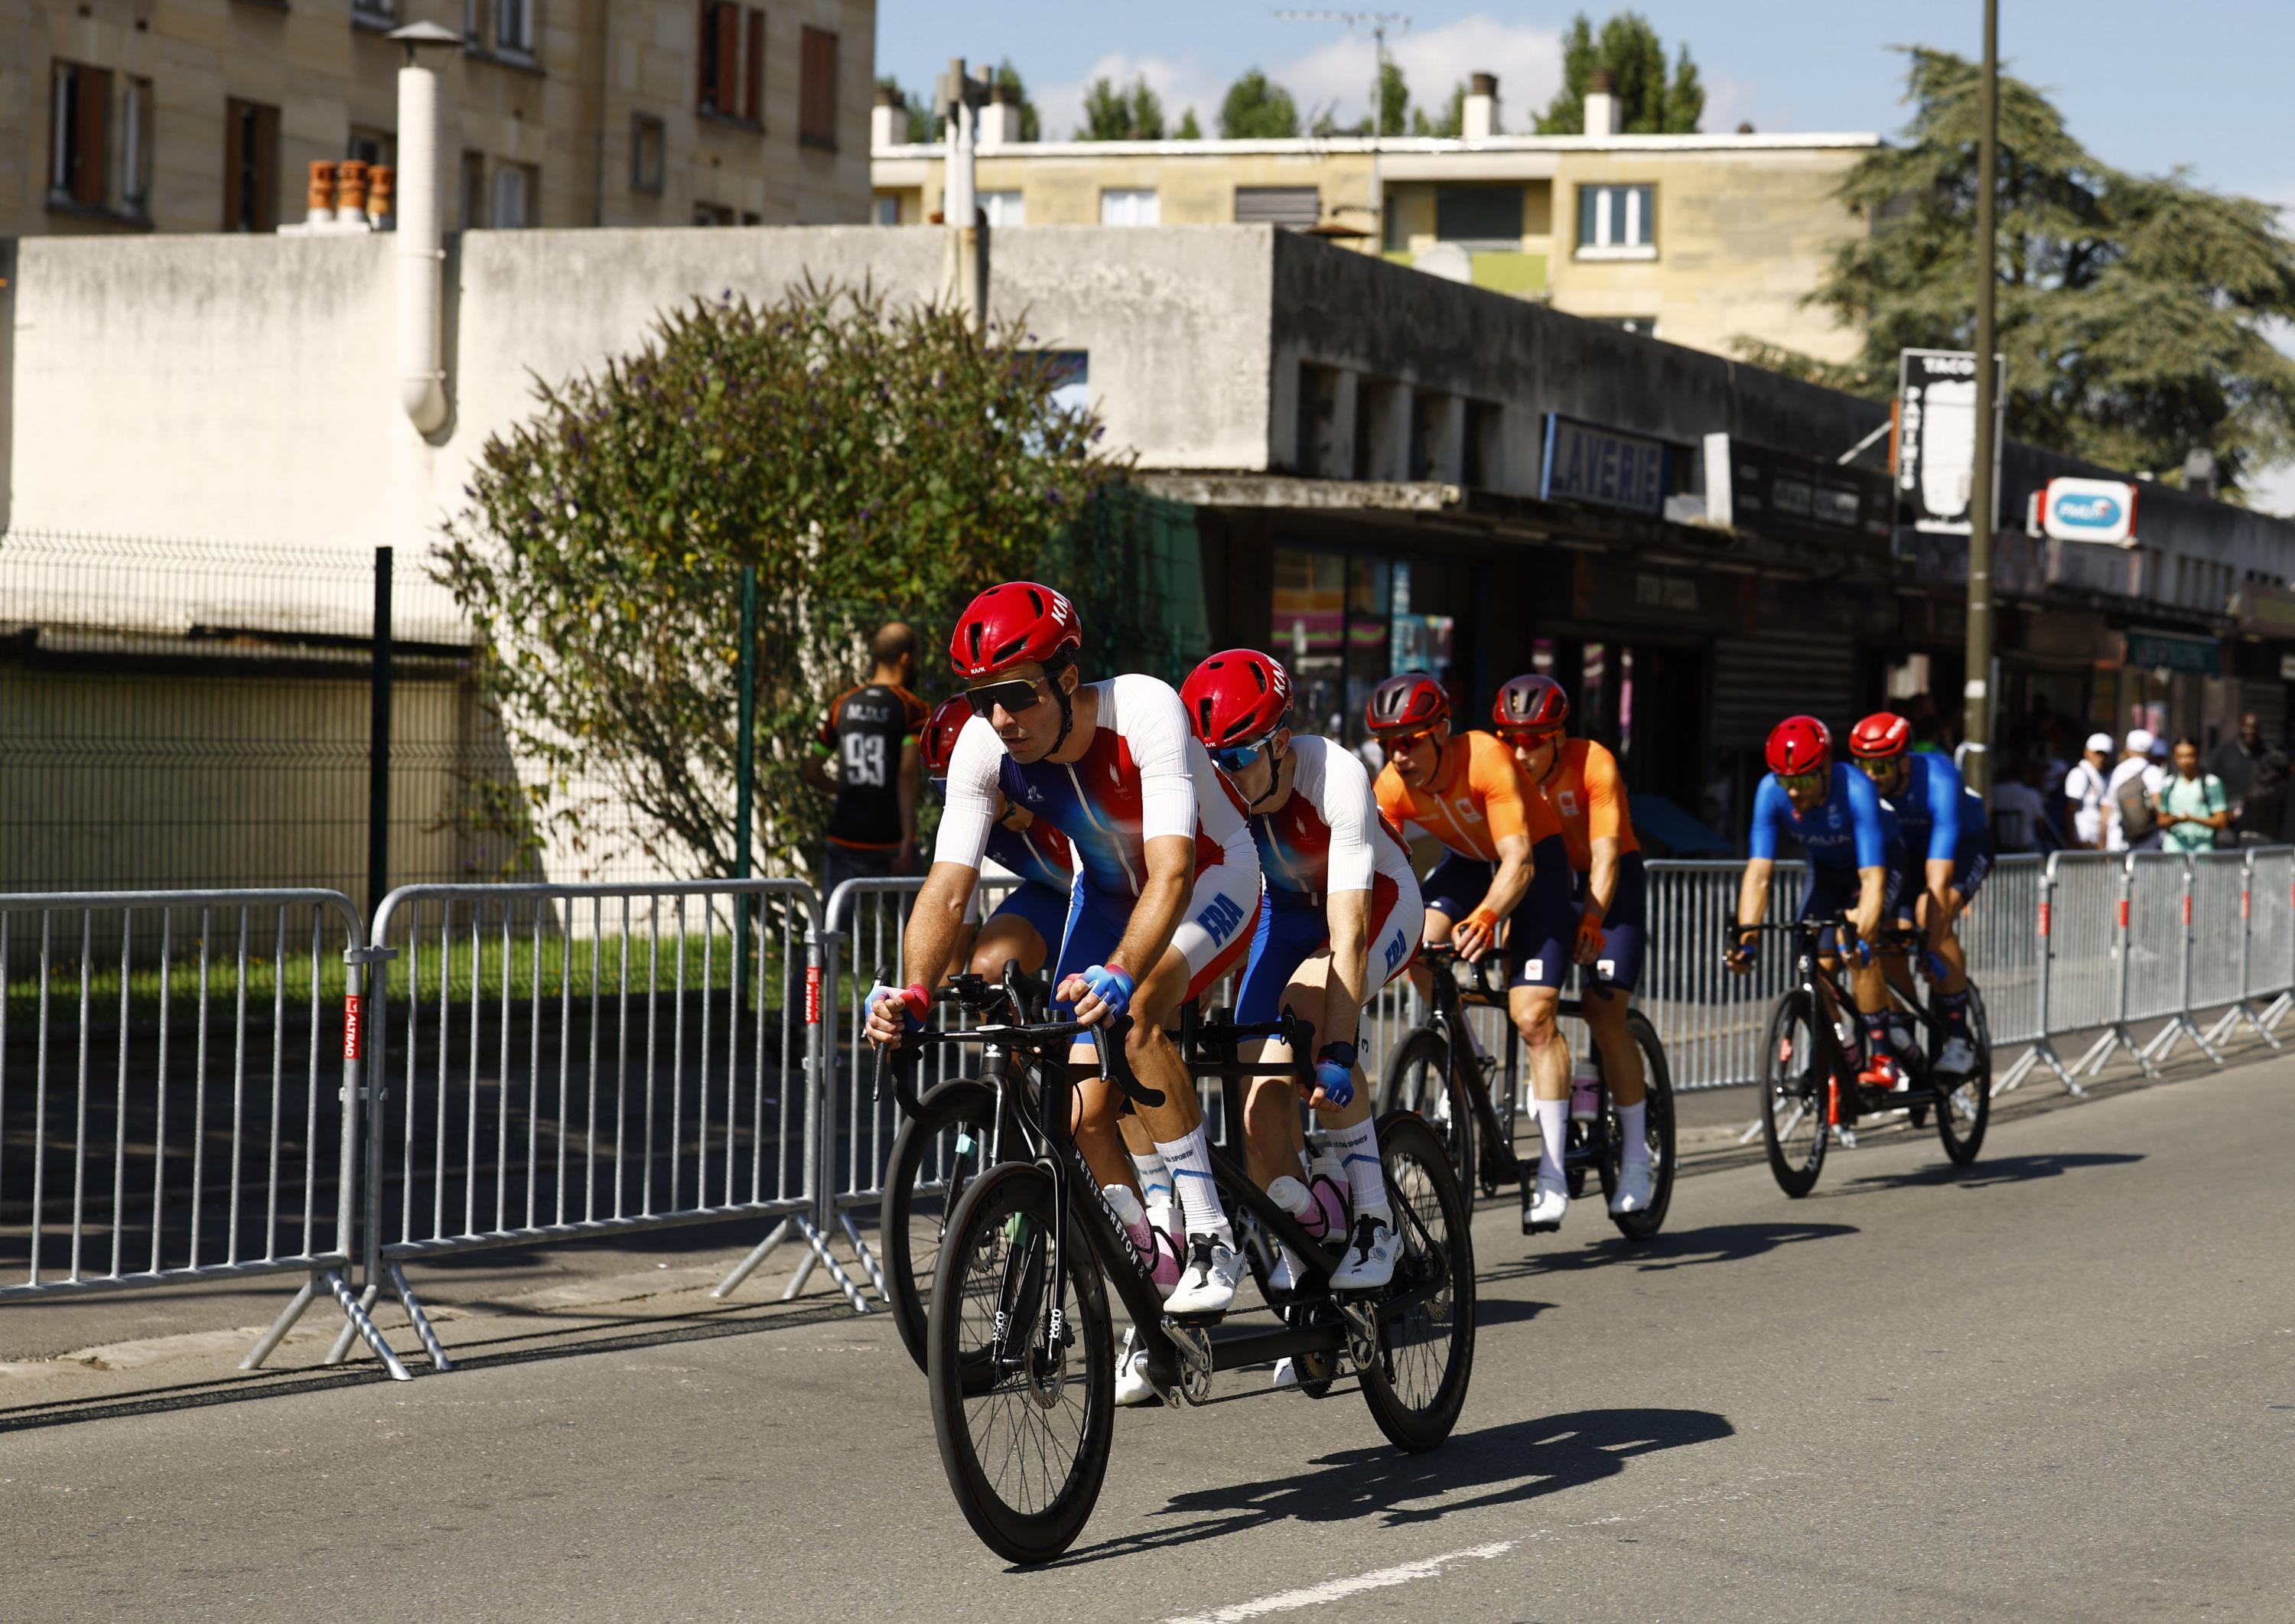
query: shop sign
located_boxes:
[1540,414,1670,516]
[2124,628,2221,678]
[1896,349,2006,535]
[2041,477,2138,545]
[1702,433,1893,546]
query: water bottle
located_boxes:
[1568,1053,1602,1121]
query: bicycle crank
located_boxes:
[1164,1319,1216,1407]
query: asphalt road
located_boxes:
[7,1054,2293,1622]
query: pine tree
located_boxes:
[1734,48,2295,495]
[1535,12,1703,135]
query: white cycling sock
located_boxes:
[1535,1097,1569,1183]
[1327,1119,1387,1216]
[1616,1100,1650,1167]
[1154,1128,1232,1245]
[1132,1147,1175,1229]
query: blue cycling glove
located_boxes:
[1313,1041,1359,1108]
[1076,963,1134,1019]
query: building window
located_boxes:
[49,62,111,208]
[630,114,666,194]
[694,201,737,226]
[1434,184,1524,248]
[700,5,767,124]
[1233,186,1320,228]
[493,161,536,228]
[120,77,154,214]
[799,27,838,148]
[223,98,280,233]
[871,194,900,225]
[347,125,397,171]
[461,150,488,226]
[980,190,1024,226]
[1576,183,1655,256]
[495,0,536,57]
[351,0,397,26]
[1099,187,1159,226]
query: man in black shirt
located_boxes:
[804,622,928,896]
[2207,711,2288,844]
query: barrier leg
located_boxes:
[320,1269,412,1381]
[838,1209,890,1303]
[2073,1024,2154,1082]
[1992,1036,2079,1099]
[240,1272,321,1370]
[793,1215,871,1313]
[2140,1013,2221,1069]
[2259,991,2293,1033]
[711,1216,795,1299]
[387,1262,452,1372]
[2203,1001,2277,1050]
[324,1282,382,1365]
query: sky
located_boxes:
[878,0,2295,511]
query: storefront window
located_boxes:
[1272,545,1460,744]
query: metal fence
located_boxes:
[5,848,2290,1364]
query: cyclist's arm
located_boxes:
[1322,887,1371,1053]
[1851,864,1887,946]
[1586,835,1620,922]
[1089,678,1206,994]
[1107,835,1196,983]
[1581,744,1626,919]
[1733,857,1774,946]
[871,724,998,1043]
[1457,831,1532,961]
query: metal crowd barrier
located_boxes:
[8,845,2294,1360]
[0,890,405,1373]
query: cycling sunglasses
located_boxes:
[1853,756,1903,780]
[1776,769,1827,796]
[964,677,1047,719]
[1210,735,1276,773]
[1499,725,1564,750]
[1380,728,1440,753]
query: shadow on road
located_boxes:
[1471,1297,1555,1327]
[1049,1407,1733,1567]
[1837,1150,2143,1196]
[1482,1220,1856,1282]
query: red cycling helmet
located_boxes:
[949,582,1082,682]
[920,695,972,774]
[1364,672,1448,736]
[1848,711,1912,760]
[1180,649,1293,750]
[1493,674,1569,735]
[1766,715,1833,776]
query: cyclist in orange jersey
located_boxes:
[1493,674,1655,1220]
[1366,674,1577,1234]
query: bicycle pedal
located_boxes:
[1163,1310,1224,1329]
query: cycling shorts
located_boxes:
[979,880,1071,953]
[1889,838,1994,923]
[1574,849,1647,994]
[1507,835,1579,991]
[1234,874,1423,1027]
[1418,851,1493,923]
[1801,850,1904,958]
[1052,864,1258,1018]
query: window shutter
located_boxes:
[800,28,837,147]
[73,67,110,205]
[254,103,279,230]
[696,0,712,104]
[223,103,245,229]
[744,8,764,123]
[714,5,741,112]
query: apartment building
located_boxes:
[4,0,874,237]
[870,73,1877,364]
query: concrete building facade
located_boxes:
[3,0,875,238]
[869,76,1878,364]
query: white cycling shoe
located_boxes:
[1330,1208,1398,1290]
[1607,1160,1655,1216]
[1522,1173,1569,1235]
[1163,1232,1241,1317]
[1271,1356,1300,1391]
[1115,1326,1161,1407]
[1935,1034,1978,1076]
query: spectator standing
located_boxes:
[2207,711,2289,843]
[2063,732,2113,849]
[1990,756,2049,854]
[803,620,929,893]
[2105,729,2168,851]
[2159,737,2231,853]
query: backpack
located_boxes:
[2114,772,2157,840]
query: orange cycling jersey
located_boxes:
[1537,737,1640,874]
[1374,730,1560,863]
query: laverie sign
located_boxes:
[2040,477,2138,546]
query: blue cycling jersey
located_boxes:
[1890,753,1969,866]
[1956,785,1992,854]
[1749,763,1896,870]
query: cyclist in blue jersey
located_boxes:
[1727,715,1912,1089]
[1849,712,1988,1076]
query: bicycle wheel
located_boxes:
[1594,1010,1676,1242]
[1761,991,1828,1198]
[883,1077,1002,1374]
[1377,1026,1476,1216]
[927,1161,1115,1566]
[1358,1111,1476,1451]
[1935,984,1991,1167]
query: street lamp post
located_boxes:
[1962,0,2001,793]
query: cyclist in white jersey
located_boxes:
[864,584,1261,1316]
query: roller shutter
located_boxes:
[1711,630,1860,750]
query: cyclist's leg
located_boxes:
[1580,852,1646,1108]
[1233,895,1317,1194]
[1512,839,1576,1196]
[1052,883,1144,1196]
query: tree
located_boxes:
[991,58,1043,142]
[1535,11,1703,135]
[1733,48,2295,496]
[438,282,1126,878]
[1219,69,1301,138]
[1175,108,1203,140]
[1080,74,1164,141]
[1412,80,1467,138]
[877,75,936,143]
[1375,58,1409,137]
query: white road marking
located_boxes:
[1162,1541,1518,1624]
